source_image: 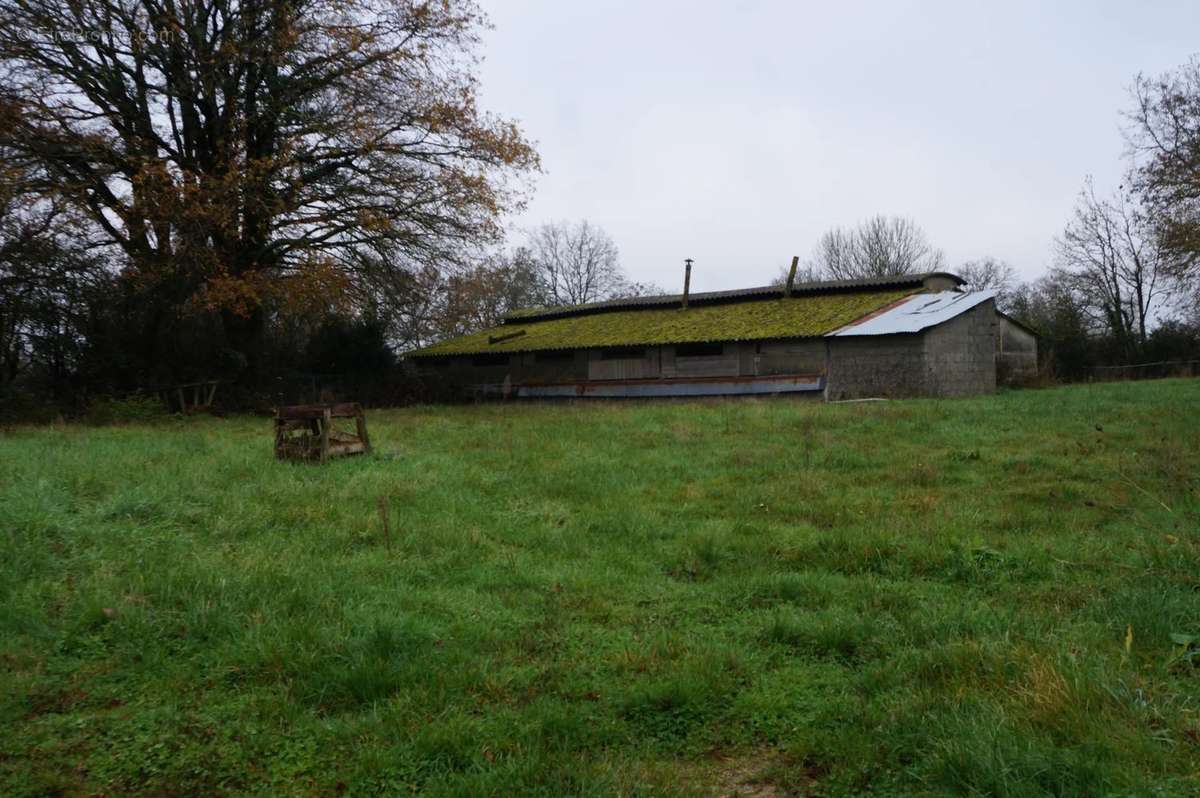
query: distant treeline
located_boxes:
[1,1,1198,415]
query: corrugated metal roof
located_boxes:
[828,290,996,336]
[503,272,965,324]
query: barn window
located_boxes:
[535,350,574,362]
[471,353,510,367]
[676,342,724,358]
[600,347,645,360]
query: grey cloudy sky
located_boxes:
[476,0,1199,293]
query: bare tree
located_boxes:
[1005,274,1092,379]
[1126,57,1200,277]
[436,248,541,337]
[958,257,1018,309]
[527,220,644,305]
[772,259,822,287]
[809,216,946,279]
[1055,179,1177,353]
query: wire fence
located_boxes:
[1086,360,1200,382]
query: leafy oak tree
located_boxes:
[0,0,537,379]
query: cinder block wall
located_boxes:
[825,335,927,399]
[922,300,997,397]
[825,300,998,399]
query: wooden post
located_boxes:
[355,407,372,454]
[319,408,331,463]
[785,255,799,297]
[682,258,693,309]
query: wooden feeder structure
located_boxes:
[274,403,371,463]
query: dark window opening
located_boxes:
[471,353,510,367]
[535,350,574,362]
[600,347,645,360]
[421,356,451,368]
[676,342,724,358]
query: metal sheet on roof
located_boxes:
[828,290,996,336]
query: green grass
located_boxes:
[1,380,1198,796]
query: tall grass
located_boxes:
[1,380,1198,795]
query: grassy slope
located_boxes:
[1,380,1198,796]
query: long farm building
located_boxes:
[407,272,1037,399]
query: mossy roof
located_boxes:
[409,288,916,357]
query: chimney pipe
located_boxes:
[785,255,799,297]
[682,258,693,309]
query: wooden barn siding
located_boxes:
[513,351,588,383]
[587,349,660,381]
[418,338,834,387]
[753,339,826,376]
[666,346,741,378]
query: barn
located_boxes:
[407,271,1037,399]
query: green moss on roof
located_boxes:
[409,289,915,357]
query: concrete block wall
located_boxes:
[825,335,927,399]
[922,299,996,397]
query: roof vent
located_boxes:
[784,255,799,297]
[682,258,693,309]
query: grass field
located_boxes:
[2,380,1199,796]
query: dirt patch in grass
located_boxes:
[692,751,787,797]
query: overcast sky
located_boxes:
[475,0,1200,292]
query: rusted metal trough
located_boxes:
[274,403,371,463]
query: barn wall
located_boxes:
[753,339,826,375]
[412,355,512,393]
[587,348,661,381]
[415,305,999,399]
[457,358,513,386]
[512,350,587,384]
[923,300,996,397]
[669,344,741,378]
[996,316,1038,384]
[825,335,926,399]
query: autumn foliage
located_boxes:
[0,0,537,384]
